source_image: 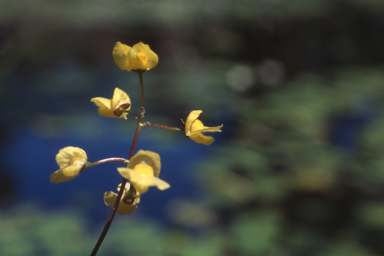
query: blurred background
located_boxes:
[1,0,384,255]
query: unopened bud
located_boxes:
[122,194,135,205]
[113,103,131,117]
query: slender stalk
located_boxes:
[138,71,145,112]
[121,109,140,119]
[90,178,127,256]
[90,71,146,256]
[141,121,181,131]
[87,157,129,167]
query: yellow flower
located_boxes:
[117,150,170,194]
[185,110,223,145]
[104,183,140,215]
[50,147,87,183]
[112,42,159,72]
[91,87,131,119]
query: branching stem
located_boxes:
[90,71,145,256]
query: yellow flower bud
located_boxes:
[185,110,223,145]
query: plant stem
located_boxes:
[141,121,181,131]
[138,71,145,112]
[87,157,129,167]
[122,109,139,119]
[90,71,146,256]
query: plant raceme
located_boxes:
[50,41,223,256]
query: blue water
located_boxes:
[5,121,222,225]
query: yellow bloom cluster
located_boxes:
[50,41,224,221]
[112,42,158,72]
[185,110,223,145]
[50,147,87,183]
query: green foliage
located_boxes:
[0,205,225,256]
[0,205,90,256]
[183,68,384,256]
[229,211,281,255]
[356,202,384,229]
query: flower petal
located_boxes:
[73,148,87,159]
[185,110,202,136]
[132,42,159,71]
[50,169,77,183]
[56,148,73,168]
[128,150,161,177]
[117,167,131,180]
[189,124,223,135]
[91,88,132,119]
[189,133,215,145]
[188,123,223,145]
[104,191,118,207]
[110,88,131,119]
[117,167,168,194]
[184,110,223,145]
[91,97,116,118]
[111,88,131,110]
[90,97,110,108]
[145,176,170,191]
[104,190,138,215]
[62,166,81,177]
[112,42,132,71]
[124,204,138,215]
[56,147,87,169]
[117,183,129,192]
[127,48,145,71]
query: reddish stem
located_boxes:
[89,157,128,166]
[141,122,181,131]
[90,71,145,256]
